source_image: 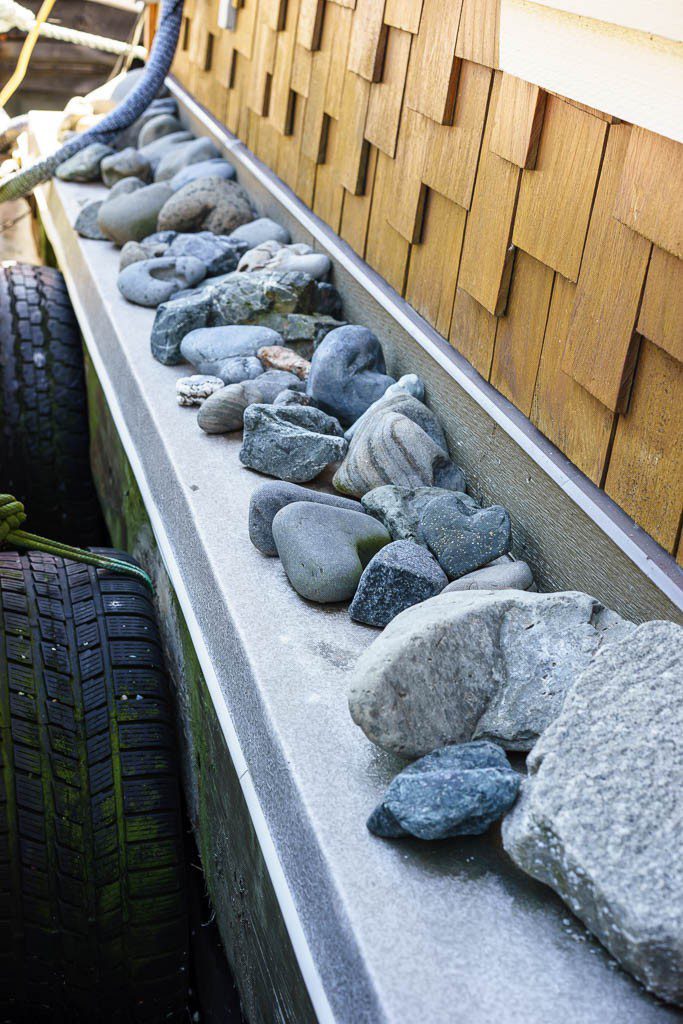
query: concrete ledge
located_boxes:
[32,117,680,1023]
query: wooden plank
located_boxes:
[455,0,499,67]
[336,70,371,194]
[531,274,615,485]
[261,0,288,30]
[422,60,492,210]
[405,189,467,336]
[231,0,260,59]
[366,151,411,294]
[324,4,354,119]
[348,0,388,82]
[490,249,554,415]
[248,21,277,115]
[341,145,379,256]
[365,27,412,159]
[276,92,305,190]
[313,117,345,233]
[300,47,330,161]
[291,43,313,96]
[384,0,423,33]
[449,287,498,378]
[458,73,521,316]
[268,0,301,133]
[562,125,652,414]
[637,247,683,363]
[613,126,683,260]
[384,106,429,243]
[404,0,463,124]
[490,73,546,169]
[297,0,325,49]
[512,95,607,281]
[605,340,683,553]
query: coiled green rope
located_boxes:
[0,494,153,589]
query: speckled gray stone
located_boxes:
[272,389,317,408]
[348,589,634,757]
[444,557,535,592]
[240,405,347,483]
[97,182,173,245]
[306,325,395,427]
[157,176,254,235]
[230,217,290,247]
[137,112,183,148]
[272,502,390,602]
[361,485,476,542]
[56,142,113,181]
[349,540,447,627]
[345,374,425,440]
[119,235,172,270]
[250,370,305,402]
[167,232,247,275]
[170,157,237,191]
[249,481,361,556]
[74,200,107,240]
[418,494,512,578]
[176,374,224,406]
[100,147,152,187]
[155,137,222,182]
[333,411,466,498]
[117,256,207,307]
[180,324,282,369]
[503,621,683,1005]
[109,176,147,199]
[368,741,520,840]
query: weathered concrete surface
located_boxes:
[40,167,681,1024]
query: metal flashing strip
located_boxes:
[33,179,336,1024]
[167,76,683,614]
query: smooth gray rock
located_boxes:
[137,113,183,148]
[167,232,247,275]
[151,270,339,365]
[212,356,264,385]
[444,557,535,592]
[74,200,107,240]
[100,147,152,187]
[334,410,466,498]
[349,540,447,627]
[155,137,222,182]
[181,324,282,368]
[359,392,449,452]
[307,325,395,427]
[361,485,476,542]
[272,389,316,408]
[197,382,252,434]
[272,502,391,602]
[176,374,224,406]
[117,256,206,307]
[345,374,425,441]
[119,235,172,270]
[109,176,147,199]
[56,142,113,181]
[368,741,520,839]
[240,404,347,483]
[230,217,290,247]
[348,589,634,757]
[139,129,193,167]
[170,157,236,191]
[157,176,254,235]
[503,621,683,1006]
[114,98,178,149]
[249,481,361,556]
[97,183,173,246]
[418,494,512,579]
[249,370,304,402]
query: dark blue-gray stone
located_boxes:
[349,540,447,627]
[170,158,236,191]
[306,325,395,427]
[418,494,512,579]
[137,112,183,148]
[361,485,477,542]
[97,182,173,246]
[74,200,107,240]
[167,231,247,275]
[100,147,152,187]
[249,481,361,556]
[55,142,113,181]
[272,389,317,408]
[109,176,147,199]
[367,741,520,840]
[155,137,222,182]
[252,370,305,402]
[240,405,347,483]
[272,503,391,602]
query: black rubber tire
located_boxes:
[0,549,188,1023]
[0,262,104,546]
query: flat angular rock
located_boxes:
[176,375,224,406]
[238,239,331,279]
[97,183,173,246]
[230,217,290,248]
[167,232,247,275]
[118,256,206,307]
[257,345,310,379]
[345,373,425,440]
[444,556,535,593]
[368,741,520,839]
[240,405,347,483]
[361,485,476,542]
[101,147,152,187]
[249,481,361,555]
[418,493,511,579]
[137,113,183,148]
[272,503,390,602]
[56,142,113,181]
[503,621,683,1006]
[155,137,222,182]
[349,540,447,627]
[181,324,282,369]
[170,158,236,191]
[157,177,254,235]
[334,411,466,498]
[75,200,107,240]
[348,589,634,757]
[307,325,395,427]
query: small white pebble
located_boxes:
[176,375,224,407]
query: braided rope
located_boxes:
[0,0,184,204]
[0,494,153,589]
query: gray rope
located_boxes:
[0,0,184,204]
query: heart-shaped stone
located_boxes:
[418,493,511,578]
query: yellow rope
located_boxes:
[0,0,59,110]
